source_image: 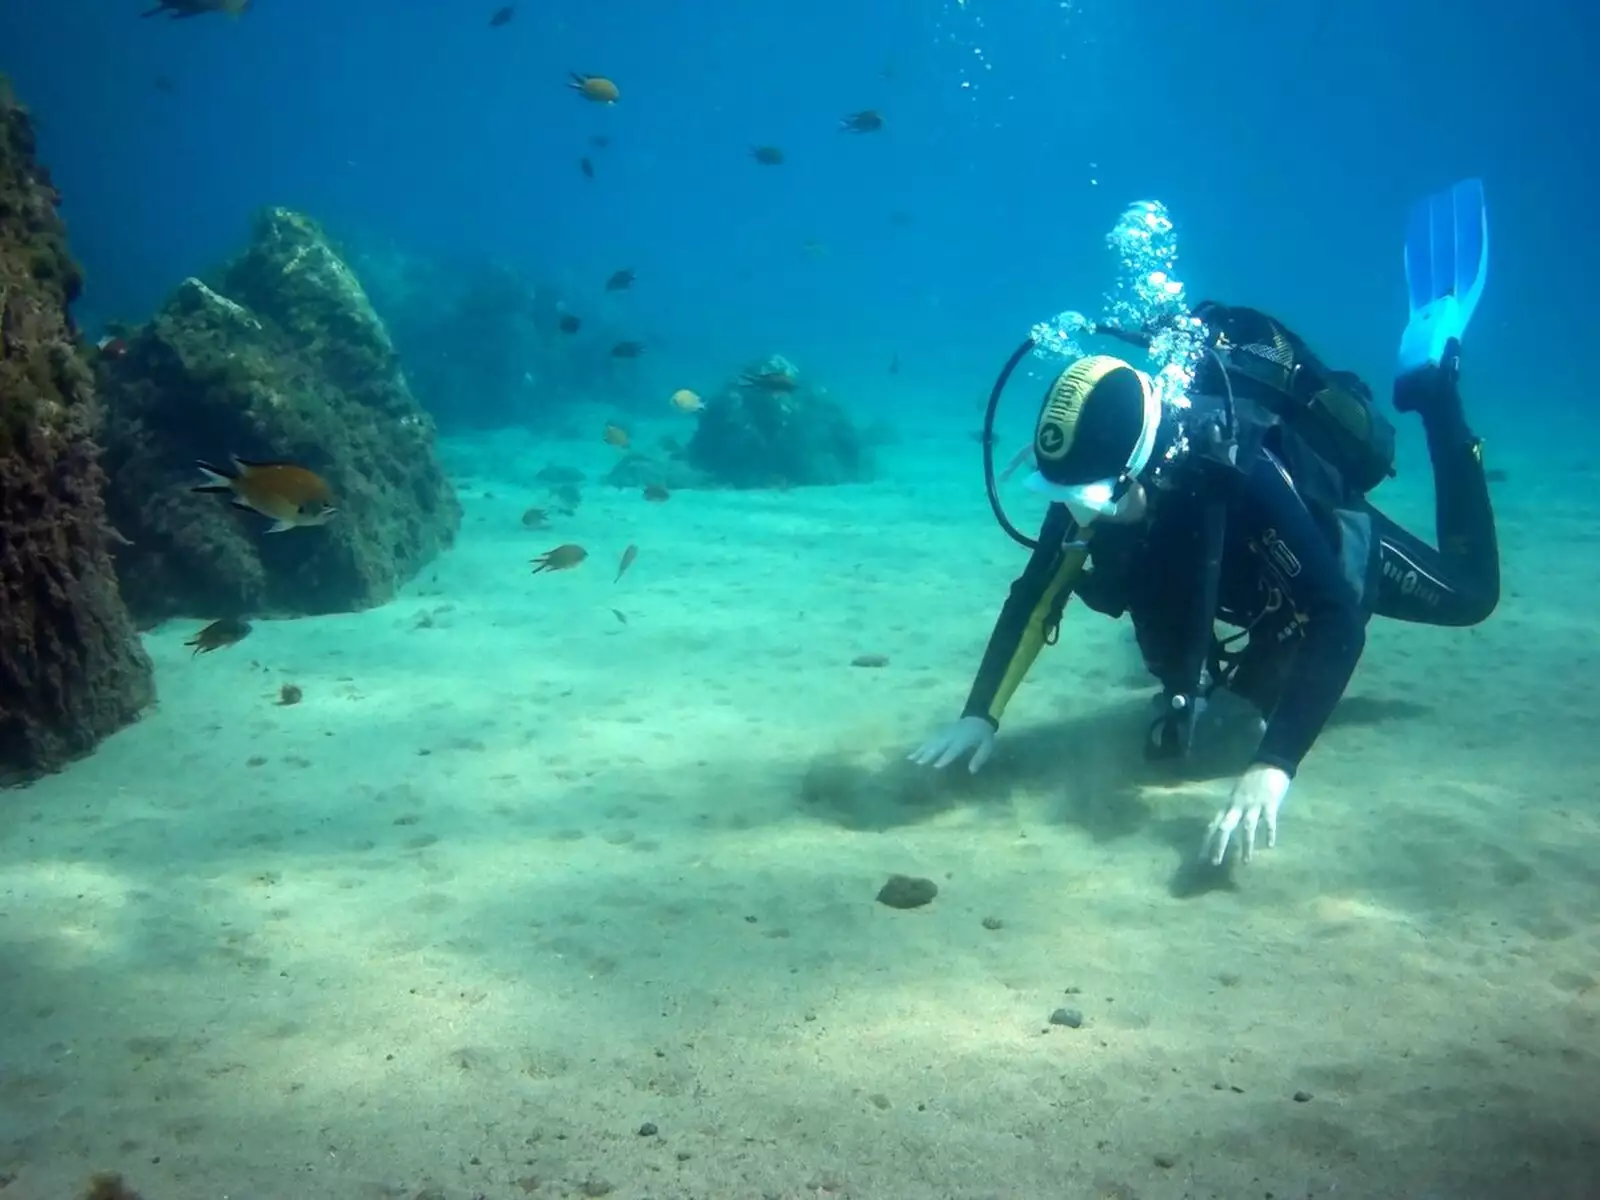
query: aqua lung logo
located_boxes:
[1382,557,1442,607]
[1036,358,1110,463]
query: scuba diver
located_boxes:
[910,180,1499,867]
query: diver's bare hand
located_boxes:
[908,716,997,774]
[1202,763,1291,865]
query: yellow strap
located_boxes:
[983,542,1091,722]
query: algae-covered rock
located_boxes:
[0,77,154,783]
[100,208,462,620]
[684,354,871,488]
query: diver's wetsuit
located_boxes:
[1364,369,1500,626]
[960,367,1498,777]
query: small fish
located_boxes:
[153,75,177,94]
[489,4,514,25]
[615,544,638,582]
[589,133,611,149]
[569,73,619,104]
[531,544,587,574]
[558,314,582,334]
[751,145,784,166]
[611,341,645,359]
[802,240,829,261]
[140,0,248,17]
[739,368,798,393]
[579,156,594,179]
[888,209,913,227]
[192,456,336,533]
[840,109,884,134]
[603,423,630,449]
[643,485,670,502]
[668,388,703,413]
[520,507,549,528]
[658,435,682,454]
[611,608,628,625]
[96,335,129,359]
[888,351,900,375]
[605,268,635,291]
[185,617,251,656]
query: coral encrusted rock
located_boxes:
[100,208,462,620]
[684,354,871,488]
[0,79,154,784]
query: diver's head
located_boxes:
[1023,354,1163,528]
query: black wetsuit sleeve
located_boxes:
[960,504,1089,728]
[1238,456,1368,776]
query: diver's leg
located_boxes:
[1370,355,1500,626]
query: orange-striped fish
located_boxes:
[193,456,336,533]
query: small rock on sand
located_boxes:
[876,874,937,909]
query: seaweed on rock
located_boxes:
[0,77,154,783]
[99,208,462,621]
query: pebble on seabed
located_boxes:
[876,874,937,909]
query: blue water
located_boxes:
[4,4,1599,1198]
[4,0,1594,448]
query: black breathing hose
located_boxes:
[982,336,1043,551]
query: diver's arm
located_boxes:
[960,504,1089,727]
[1241,460,1367,775]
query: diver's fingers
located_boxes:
[1262,805,1279,850]
[930,740,966,770]
[1205,808,1240,866]
[907,741,940,767]
[1238,808,1260,865]
[968,736,995,774]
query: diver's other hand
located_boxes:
[908,715,997,773]
[1201,763,1291,866]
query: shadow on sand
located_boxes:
[796,687,1435,899]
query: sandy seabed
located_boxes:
[3,414,1598,1200]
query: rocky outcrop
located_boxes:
[100,209,462,621]
[684,355,872,488]
[0,80,154,784]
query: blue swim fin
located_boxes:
[1398,178,1488,373]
